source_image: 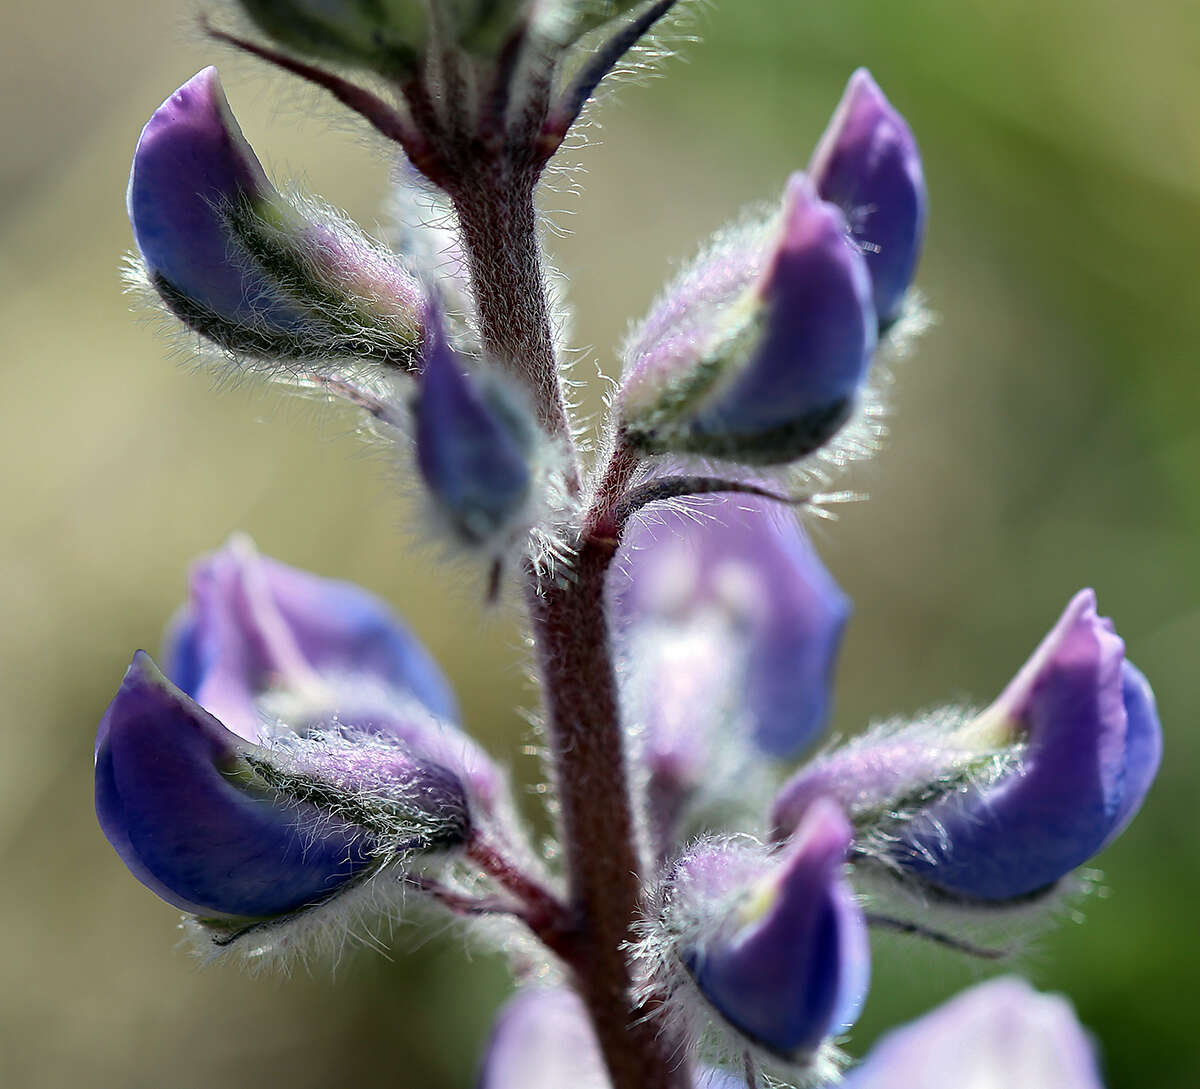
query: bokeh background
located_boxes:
[2,1,1197,1086]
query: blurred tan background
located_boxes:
[2,1,1198,1086]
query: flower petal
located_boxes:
[95,652,372,919]
[809,69,926,325]
[844,977,1103,1089]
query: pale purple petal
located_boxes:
[810,69,926,325]
[844,977,1104,1089]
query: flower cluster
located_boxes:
[98,2,1161,1087]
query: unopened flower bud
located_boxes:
[621,175,876,465]
[95,652,468,922]
[810,69,926,327]
[664,800,869,1065]
[94,542,517,931]
[843,977,1104,1089]
[772,590,1162,901]
[128,68,426,369]
[414,323,535,546]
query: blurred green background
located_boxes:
[1,1,1197,1086]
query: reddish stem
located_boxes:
[527,538,688,1089]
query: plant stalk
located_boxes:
[454,168,686,1089]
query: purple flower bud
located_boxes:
[843,977,1104,1089]
[414,324,534,546]
[95,653,373,920]
[674,800,870,1063]
[478,987,742,1089]
[614,494,849,788]
[772,590,1162,901]
[164,537,503,808]
[128,68,425,367]
[810,70,926,327]
[96,647,474,922]
[621,175,876,465]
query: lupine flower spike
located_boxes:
[101,5,1162,1085]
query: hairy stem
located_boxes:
[529,539,688,1089]
[451,136,679,1089]
[450,173,574,447]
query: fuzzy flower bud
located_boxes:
[613,492,848,822]
[620,175,876,465]
[128,68,427,369]
[479,987,742,1089]
[843,977,1104,1089]
[94,652,468,922]
[95,541,510,930]
[165,536,503,808]
[658,801,869,1067]
[414,323,536,547]
[772,589,1162,901]
[809,69,926,327]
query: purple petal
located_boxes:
[809,69,926,326]
[478,987,743,1089]
[901,589,1159,899]
[615,494,849,768]
[1103,661,1161,845]
[95,653,372,919]
[164,537,458,740]
[686,175,876,462]
[682,800,869,1060]
[844,977,1104,1089]
[414,324,533,544]
[478,988,609,1089]
[127,67,306,330]
[128,68,425,364]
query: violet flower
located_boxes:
[620,174,876,465]
[772,589,1162,901]
[657,800,869,1067]
[414,321,535,547]
[843,977,1104,1089]
[96,539,503,927]
[128,67,426,369]
[613,492,849,801]
[95,652,468,922]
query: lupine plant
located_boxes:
[96,3,1163,1087]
